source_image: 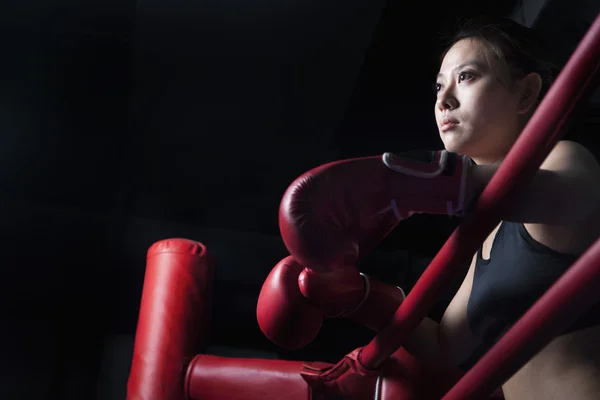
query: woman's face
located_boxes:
[434,38,522,164]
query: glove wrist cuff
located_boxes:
[382,150,472,217]
[335,273,370,317]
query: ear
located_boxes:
[516,72,543,115]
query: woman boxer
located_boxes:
[401,17,600,399]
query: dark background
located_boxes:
[0,0,598,398]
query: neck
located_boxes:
[471,129,519,166]
[472,157,504,166]
[471,152,506,166]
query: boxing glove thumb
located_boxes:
[257,256,323,349]
[298,267,366,317]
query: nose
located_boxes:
[436,87,459,111]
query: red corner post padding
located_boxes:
[185,348,501,400]
[127,239,214,400]
[185,355,320,400]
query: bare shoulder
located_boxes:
[543,140,600,173]
[526,140,600,255]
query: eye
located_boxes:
[433,82,443,93]
[458,70,476,83]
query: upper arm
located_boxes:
[526,141,600,252]
[541,140,599,173]
[542,140,600,181]
[539,140,600,218]
[438,253,481,366]
[486,140,600,226]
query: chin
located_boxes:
[440,137,469,155]
[440,130,482,157]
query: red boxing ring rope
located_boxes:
[361,11,600,383]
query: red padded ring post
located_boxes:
[127,239,214,400]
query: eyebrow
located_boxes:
[436,60,488,79]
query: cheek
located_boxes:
[468,86,516,126]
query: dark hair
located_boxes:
[440,16,558,103]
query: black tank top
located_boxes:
[467,221,600,349]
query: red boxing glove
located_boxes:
[257,256,406,349]
[301,348,380,399]
[256,256,355,350]
[301,346,476,400]
[301,347,506,400]
[279,150,471,273]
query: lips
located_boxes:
[442,117,459,125]
[440,117,459,132]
